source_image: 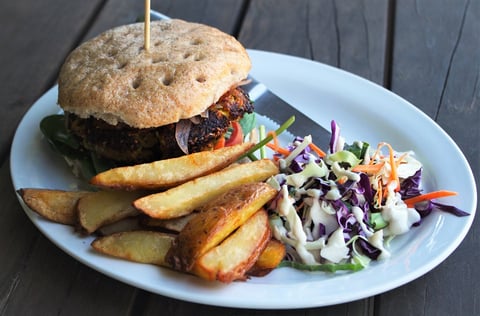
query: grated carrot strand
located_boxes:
[404,190,458,208]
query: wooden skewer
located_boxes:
[144,0,151,52]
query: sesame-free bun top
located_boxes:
[57,19,251,128]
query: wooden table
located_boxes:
[1,1,478,315]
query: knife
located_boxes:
[242,78,331,148]
[149,10,331,147]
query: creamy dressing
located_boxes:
[352,206,374,238]
[368,230,391,259]
[324,180,341,200]
[320,227,350,263]
[381,191,421,236]
[305,189,339,238]
[277,185,317,264]
[331,161,361,182]
[396,153,422,178]
[285,157,328,188]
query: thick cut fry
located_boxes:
[165,182,278,271]
[141,213,196,233]
[192,209,271,283]
[78,190,146,234]
[134,159,279,219]
[90,142,254,190]
[18,188,91,225]
[91,231,174,266]
[247,238,286,277]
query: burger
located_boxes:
[42,19,254,177]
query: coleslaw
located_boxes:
[259,120,469,272]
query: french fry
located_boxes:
[134,159,279,219]
[18,188,91,225]
[78,190,146,234]
[192,209,271,283]
[247,238,286,277]
[165,182,278,272]
[90,142,254,190]
[91,230,174,266]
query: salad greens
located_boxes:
[40,114,115,179]
[260,120,468,272]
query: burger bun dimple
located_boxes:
[57,19,251,129]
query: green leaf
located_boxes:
[243,115,295,160]
[239,112,256,136]
[369,212,388,230]
[278,260,364,272]
[40,115,82,158]
[344,141,369,160]
[326,150,362,167]
[39,114,115,179]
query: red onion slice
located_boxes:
[175,119,192,154]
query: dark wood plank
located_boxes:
[138,294,373,315]
[82,0,246,42]
[378,0,480,315]
[239,0,389,85]
[0,1,139,315]
[153,0,247,35]
[0,2,141,315]
[0,0,104,163]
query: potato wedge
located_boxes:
[247,238,286,277]
[134,159,279,219]
[91,230,174,266]
[18,188,91,225]
[192,209,271,283]
[78,190,146,234]
[165,182,277,271]
[141,213,196,233]
[90,142,254,190]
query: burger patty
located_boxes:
[65,87,253,165]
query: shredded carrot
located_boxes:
[266,142,291,156]
[271,155,281,162]
[267,131,280,147]
[351,161,385,174]
[214,136,225,149]
[377,142,400,192]
[264,131,291,156]
[337,175,348,185]
[383,185,389,202]
[374,177,383,208]
[404,190,458,208]
[309,142,326,158]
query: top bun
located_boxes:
[57,19,251,128]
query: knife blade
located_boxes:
[148,10,331,147]
[242,78,331,148]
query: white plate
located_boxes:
[10,50,477,309]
